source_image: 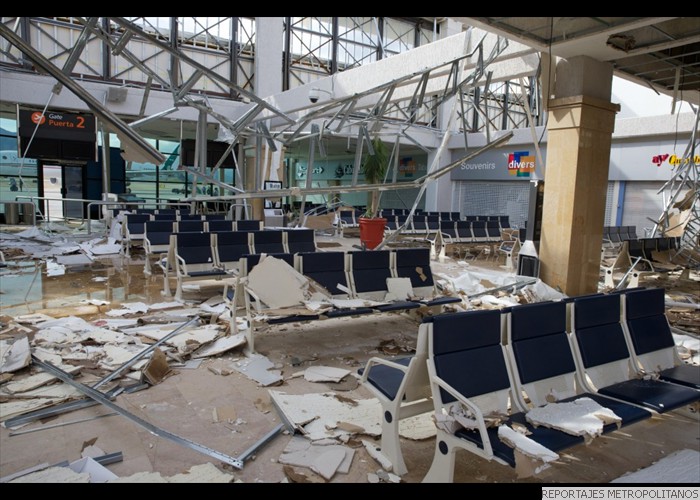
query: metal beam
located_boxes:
[0,23,165,166]
[52,16,99,95]
[180,165,245,194]
[110,17,293,124]
[32,356,244,469]
[192,131,513,202]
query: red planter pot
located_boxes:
[358,217,387,250]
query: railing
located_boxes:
[7,195,196,234]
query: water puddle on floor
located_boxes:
[0,255,171,318]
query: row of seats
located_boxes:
[224,247,462,352]
[602,236,684,288]
[359,286,699,480]
[335,210,511,232]
[423,219,508,244]
[157,229,318,297]
[603,225,638,244]
[122,212,263,257]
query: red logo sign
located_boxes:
[651,154,669,166]
[31,112,46,125]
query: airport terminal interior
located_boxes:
[0,17,698,485]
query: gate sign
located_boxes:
[18,109,96,141]
[17,108,97,162]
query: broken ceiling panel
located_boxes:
[278,435,355,480]
[0,336,31,373]
[269,390,382,441]
[303,366,351,383]
[231,354,283,387]
[190,333,246,358]
[525,397,622,441]
[246,256,309,308]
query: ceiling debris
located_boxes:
[140,347,172,385]
[362,439,393,471]
[303,365,351,383]
[166,463,237,483]
[269,390,382,441]
[525,397,622,442]
[231,353,284,386]
[191,333,246,358]
[497,424,559,478]
[0,336,31,373]
[278,435,355,481]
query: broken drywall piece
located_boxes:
[519,279,567,303]
[232,354,283,386]
[311,447,347,480]
[13,313,55,324]
[167,463,236,483]
[14,226,54,242]
[303,366,351,383]
[362,439,393,471]
[125,323,222,355]
[386,278,414,300]
[246,256,308,308]
[199,302,227,315]
[3,369,79,394]
[525,397,622,440]
[45,261,65,276]
[101,344,144,368]
[69,456,118,483]
[191,333,246,358]
[478,294,520,308]
[91,276,108,282]
[8,466,90,483]
[31,346,63,366]
[329,298,370,309]
[55,253,93,266]
[398,412,437,440]
[612,448,700,483]
[498,424,558,474]
[269,391,382,441]
[0,336,31,373]
[141,347,171,385]
[106,301,150,316]
[279,436,355,477]
[92,318,139,330]
[79,239,121,256]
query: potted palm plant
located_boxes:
[358,136,389,249]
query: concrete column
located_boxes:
[255,17,284,98]
[539,56,619,296]
[244,140,264,221]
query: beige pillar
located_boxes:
[244,149,264,221]
[539,56,619,296]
